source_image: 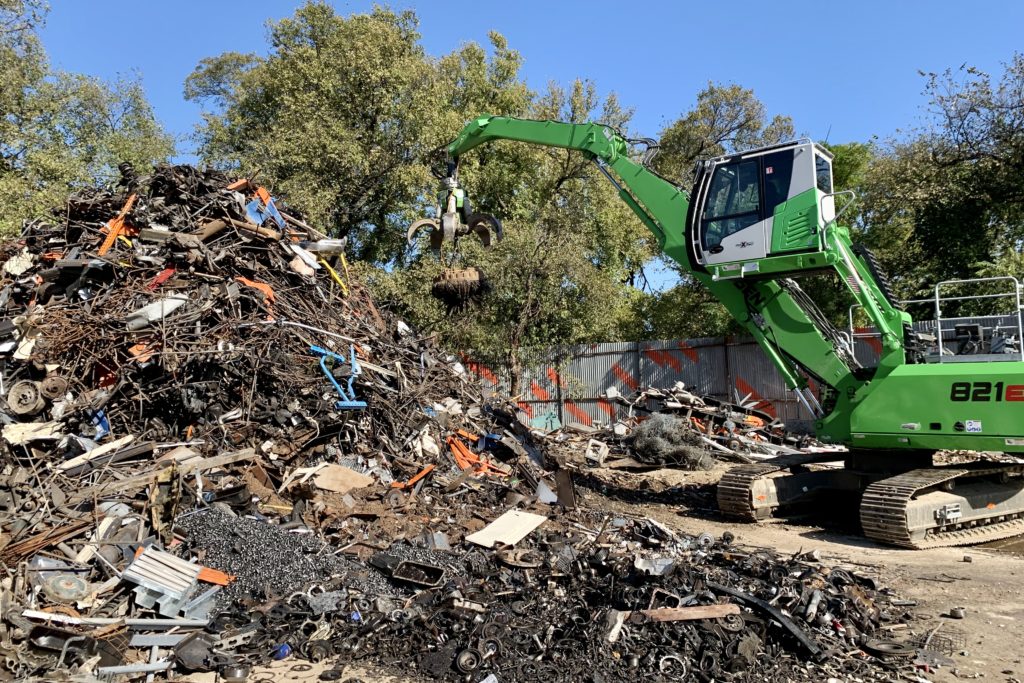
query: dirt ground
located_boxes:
[228,464,1024,683]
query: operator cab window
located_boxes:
[815,153,833,193]
[701,160,760,251]
[762,149,795,216]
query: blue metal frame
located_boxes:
[311,344,367,410]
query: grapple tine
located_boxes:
[407,218,442,251]
[468,214,503,247]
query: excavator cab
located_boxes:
[689,140,837,279]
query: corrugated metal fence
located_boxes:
[466,314,1022,431]
[468,336,806,430]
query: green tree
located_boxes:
[628,281,734,340]
[848,55,1024,320]
[827,141,873,195]
[186,3,535,263]
[653,82,794,188]
[375,79,655,392]
[190,2,661,390]
[0,0,173,235]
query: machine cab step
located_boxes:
[690,140,837,278]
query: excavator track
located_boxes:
[717,463,784,521]
[861,464,1024,549]
[719,457,1024,549]
[717,452,844,521]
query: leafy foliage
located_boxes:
[186,4,534,264]
[373,80,653,388]
[839,55,1024,321]
[189,2,661,388]
[653,83,794,188]
[0,0,173,235]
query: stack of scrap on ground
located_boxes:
[0,168,961,681]
[562,383,842,471]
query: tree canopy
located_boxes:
[186,2,660,384]
[834,56,1024,320]
[0,0,173,234]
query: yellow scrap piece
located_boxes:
[319,257,348,296]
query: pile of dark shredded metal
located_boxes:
[174,500,934,683]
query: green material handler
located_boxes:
[414,115,1024,548]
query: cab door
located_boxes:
[699,159,768,265]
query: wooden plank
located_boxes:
[633,604,739,622]
[192,219,228,241]
[57,435,135,472]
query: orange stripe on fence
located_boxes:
[530,381,551,401]
[647,347,684,372]
[564,401,591,424]
[643,348,667,367]
[517,401,534,418]
[734,377,777,418]
[855,327,883,355]
[477,365,498,385]
[545,367,563,387]
[611,362,639,391]
[597,399,616,418]
[678,341,699,363]
[462,359,498,385]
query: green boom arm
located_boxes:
[448,115,893,437]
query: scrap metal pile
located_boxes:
[0,169,942,682]
[164,507,941,683]
[577,383,841,470]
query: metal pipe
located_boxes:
[97,661,172,675]
[802,387,823,416]
[22,610,207,629]
[793,388,821,419]
[933,292,1018,303]
[238,319,357,343]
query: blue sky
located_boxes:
[40,1,1024,153]
[37,1,1024,290]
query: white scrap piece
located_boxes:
[465,510,547,549]
[3,248,35,276]
[585,439,609,466]
[3,421,64,446]
[122,547,200,601]
[288,243,321,270]
[56,435,135,472]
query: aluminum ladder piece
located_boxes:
[122,548,201,617]
[310,344,367,410]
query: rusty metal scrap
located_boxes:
[560,382,846,471]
